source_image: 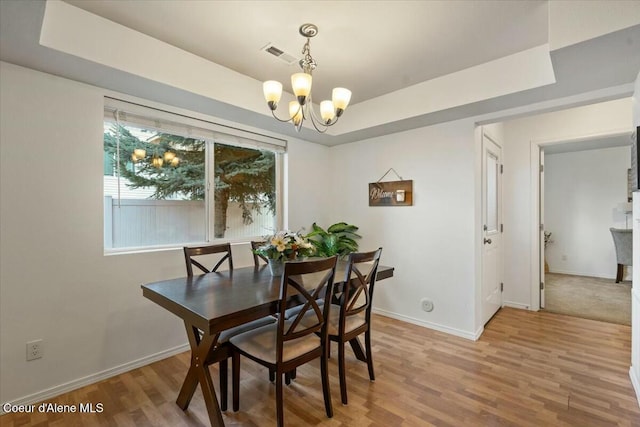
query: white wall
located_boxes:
[0,62,330,406]
[0,60,486,408]
[501,98,634,309]
[631,70,640,407]
[545,146,630,278]
[632,192,640,404]
[329,119,480,338]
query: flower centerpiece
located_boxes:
[253,230,315,276]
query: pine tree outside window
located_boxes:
[103,99,284,252]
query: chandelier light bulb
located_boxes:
[263,81,283,110]
[133,148,146,158]
[289,101,303,125]
[163,151,176,162]
[332,88,352,115]
[320,100,335,123]
[291,73,312,105]
[170,157,180,167]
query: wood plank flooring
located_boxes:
[1,308,638,426]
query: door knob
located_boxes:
[484,238,492,244]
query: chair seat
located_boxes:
[218,316,277,343]
[327,304,366,335]
[230,321,321,364]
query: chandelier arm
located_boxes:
[306,94,339,128]
[270,108,295,123]
[299,104,328,133]
[306,108,329,132]
[307,115,330,133]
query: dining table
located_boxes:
[141,261,394,427]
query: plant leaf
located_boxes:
[328,222,358,233]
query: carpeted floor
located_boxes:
[543,273,631,325]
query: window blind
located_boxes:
[104,97,287,153]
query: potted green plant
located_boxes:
[305,222,361,258]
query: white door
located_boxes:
[482,132,503,324]
[539,149,546,308]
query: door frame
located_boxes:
[529,129,630,311]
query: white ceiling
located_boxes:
[63,0,548,106]
[544,133,632,155]
[1,1,639,145]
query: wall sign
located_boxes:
[369,180,413,206]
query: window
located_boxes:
[103,98,285,251]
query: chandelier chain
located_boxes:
[300,39,316,73]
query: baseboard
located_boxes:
[372,308,480,341]
[547,269,615,280]
[0,343,189,414]
[503,301,531,310]
[630,367,640,408]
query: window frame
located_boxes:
[103,98,285,254]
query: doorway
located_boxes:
[536,132,633,325]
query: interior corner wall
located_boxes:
[544,146,630,279]
[327,120,479,337]
[501,98,634,309]
[0,61,330,406]
[630,69,640,407]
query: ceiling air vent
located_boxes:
[261,43,298,65]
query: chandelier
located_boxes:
[262,23,352,133]
[131,148,180,168]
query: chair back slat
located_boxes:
[283,270,332,340]
[183,243,233,276]
[251,241,269,266]
[339,248,382,333]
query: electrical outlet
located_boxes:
[421,298,434,312]
[26,340,43,361]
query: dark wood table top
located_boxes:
[142,263,394,336]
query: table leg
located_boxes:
[176,323,202,409]
[176,321,225,427]
[349,337,367,362]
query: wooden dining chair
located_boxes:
[251,240,298,383]
[250,240,269,266]
[610,228,632,282]
[183,242,233,275]
[230,256,338,427]
[328,248,382,405]
[182,242,274,411]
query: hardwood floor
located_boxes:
[1,308,638,426]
